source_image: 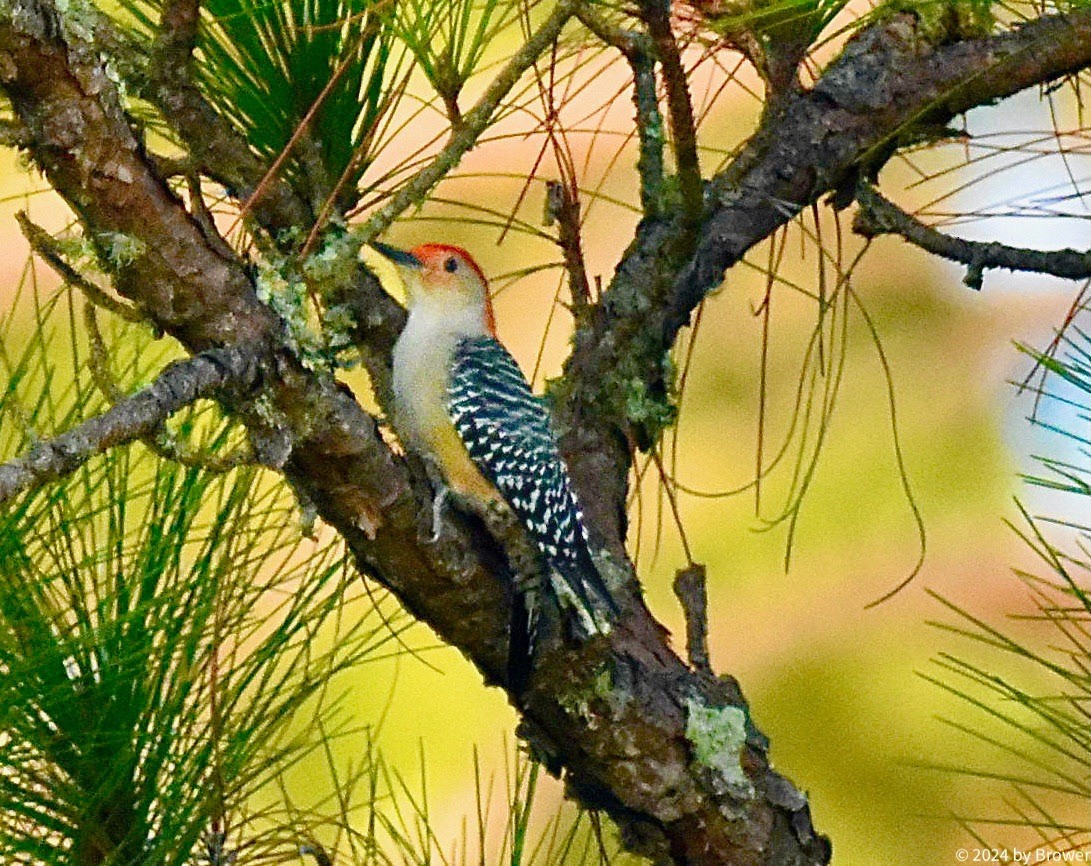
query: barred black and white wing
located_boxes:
[446,335,617,624]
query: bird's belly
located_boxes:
[392,332,499,504]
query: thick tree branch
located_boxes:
[669,8,1091,335]
[559,8,1091,545]
[854,183,1091,290]
[0,0,515,679]
[0,348,259,505]
[0,4,830,864]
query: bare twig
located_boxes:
[17,212,145,322]
[673,562,711,675]
[358,0,578,242]
[83,303,124,403]
[0,347,260,504]
[575,7,665,216]
[82,303,256,472]
[854,183,1091,290]
[637,0,703,224]
[545,180,591,318]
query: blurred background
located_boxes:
[1,18,1087,864]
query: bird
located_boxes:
[372,241,618,688]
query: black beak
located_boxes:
[371,241,422,268]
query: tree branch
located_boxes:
[0,347,259,505]
[14,3,1091,866]
[546,179,592,319]
[637,0,702,223]
[130,0,314,236]
[668,8,1091,336]
[0,4,831,863]
[574,7,665,217]
[558,8,1091,543]
[853,182,1091,290]
[16,211,145,322]
[673,563,712,676]
[80,303,257,472]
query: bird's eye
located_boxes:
[444,257,458,273]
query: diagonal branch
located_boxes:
[358,0,578,241]
[95,0,315,238]
[559,8,1091,544]
[853,183,1091,290]
[667,8,1091,336]
[145,0,315,235]
[0,347,260,505]
[16,211,145,322]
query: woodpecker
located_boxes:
[375,241,618,666]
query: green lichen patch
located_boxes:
[685,697,755,800]
[96,231,147,268]
[255,228,366,372]
[880,0,994,42]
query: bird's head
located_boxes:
[373,241,496,336]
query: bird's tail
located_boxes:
[507,541,617,693]
[507,588,535,696]
[551,540,619,636]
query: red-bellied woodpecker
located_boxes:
[374,241,617,672]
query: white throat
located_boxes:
[391,297,490,452]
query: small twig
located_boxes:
[545,180,592,318]
[358,0,578,242]
[637,0,703,224]
[83,303,124,403]
[0,347,260,505]
[84,303,256,472]
[146,423,257,473]
[17,212,145,322]
[575,8,665,217]
[672,562,712,675]
[854,183,1091,290]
